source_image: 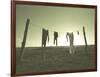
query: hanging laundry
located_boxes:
[41,28,49,47]
[77,31,79,35]
[66,32,74,54]
[54,31,58,46]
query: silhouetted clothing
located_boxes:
[66,32,74,54]
[42,28,49,47]
[77,31,79,35]
[54,31,58,46]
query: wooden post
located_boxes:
[20,19,30,60]
[83,26,87,48]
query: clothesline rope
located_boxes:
[29,25,80,34]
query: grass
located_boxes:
[16,45,96,74]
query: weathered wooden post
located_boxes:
[20,19,30,60]
[83,26,87,48]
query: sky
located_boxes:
[16,4,95,47]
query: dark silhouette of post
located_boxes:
[83,26,87,48]
[20,19,30,60]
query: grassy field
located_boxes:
[16,45,96,74]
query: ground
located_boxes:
[16,45,96,74]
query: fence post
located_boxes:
[20,19,30,60]
[83,26,87,48]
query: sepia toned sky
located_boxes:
[16,4,95,47]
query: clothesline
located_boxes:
[28,24,80,34]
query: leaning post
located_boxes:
[83,26,87,48]
[20,19,30,60]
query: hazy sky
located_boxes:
[16,4,95,47]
